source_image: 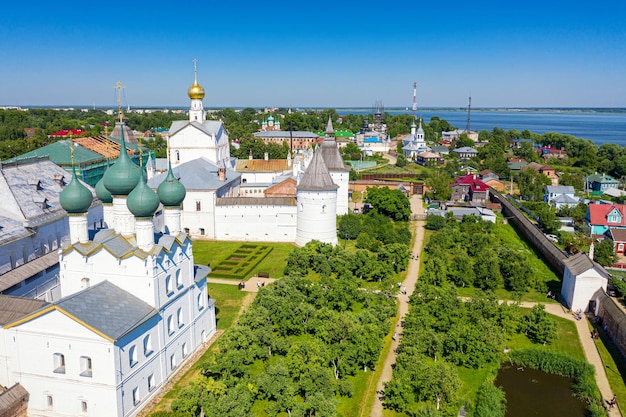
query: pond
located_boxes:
[495,366,586,417]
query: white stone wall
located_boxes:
[330,171,349,216]
[214,203,297,242]
[179,190,217,238]
[2,311,119,417]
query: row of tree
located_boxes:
[165,271,396,417]
[423,214,548,293]
[384,281,557,415]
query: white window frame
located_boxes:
[129,345,138,367]
[143,334,153,356]
[53,353,65,374]
[80,356,92,377]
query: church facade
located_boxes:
[149,66,349,246]
[0,130,216,417]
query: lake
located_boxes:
[495,366,586,417]
[337,108,626,147]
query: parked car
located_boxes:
[545,234,558,243]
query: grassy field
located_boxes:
[207,283,249,330]
[193,240,295,280]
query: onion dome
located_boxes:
[95,176,112,204]
[60,166,93,214]
[187,79,205,100]
[102,130,141,196]
[127,170,160,218]
[157,163,186,207]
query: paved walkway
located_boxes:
[207,276,277,292]
[370,194,425,417]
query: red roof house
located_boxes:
[586,203,626,237]
[450,174,490,205]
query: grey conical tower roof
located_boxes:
[297,148,338,191]
[325,115,334,137]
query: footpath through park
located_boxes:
[369,194,426,417]
[369,195,622,417]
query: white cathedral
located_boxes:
[0,64,349,417]
[0,133,216,416]
[146,64,350,246]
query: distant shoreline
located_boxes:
[1,105,625,114]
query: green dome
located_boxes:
[103,132,141,196]
[157,164,186,207]
[60,166,93,214]
[127,170,160,218]
[95,176,112,204]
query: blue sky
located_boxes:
[1,1,625,108]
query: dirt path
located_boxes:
[370,194,425,417]
[368,197,621,417]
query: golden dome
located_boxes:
[187,80,205,100]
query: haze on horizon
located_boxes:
[1,1,624,109]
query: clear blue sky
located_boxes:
[1,1,625,108]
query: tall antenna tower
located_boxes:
[465,95,472,133]
[412,82,417,120]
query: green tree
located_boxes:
[364,187,411,221]
[474,382,507,417]
[338,214,362,240]
[516,168,551,201]
[558,172,584,190]
[593,239,618,266]
[425,171,453,201]
[519,304,557,345]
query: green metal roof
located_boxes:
[7,140,103,166]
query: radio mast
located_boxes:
[465,95,472,133]
[412,82,417,120]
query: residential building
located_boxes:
[253,130,322,151]
[442,129,478,142]
[450,174,490,205]
[544,185,578,208]
[415,151,443,167]
[451,146,478,160]
[607,228,626,255]
[585,203,626,237]
[587,174,619,192]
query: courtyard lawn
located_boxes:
[207,283,249,330]
[193,240,295,279]
[505,313,585,360]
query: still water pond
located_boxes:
[495,366,586,417]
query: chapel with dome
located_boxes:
[0,122,216,416]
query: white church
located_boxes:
[0,131,216,416]
[402,119,430,159]
[147,64,350,246]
